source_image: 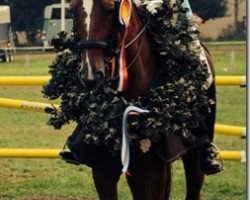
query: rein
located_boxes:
[125,26,147,69]
[124,23,147,48]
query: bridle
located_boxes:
[73,0,149,91]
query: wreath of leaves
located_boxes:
[43,0,213,153]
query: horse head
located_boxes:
[70,0,158,95]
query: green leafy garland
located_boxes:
[43,0,213,153]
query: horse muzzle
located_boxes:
[78,70,105,89]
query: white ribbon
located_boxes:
[121,106,149,172]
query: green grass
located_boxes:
[0,44,246,199]
[0,52,56,76]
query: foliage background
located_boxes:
[0,0,228,45]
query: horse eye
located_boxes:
[102,6,114,17]
[105,9,114,16]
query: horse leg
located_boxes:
[126,150,171,200]
[92,168,121,200]
[182,152,204,200]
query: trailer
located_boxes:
[41,3,73,48]
[0,6,15,62]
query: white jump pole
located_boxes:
[61,0,65,32]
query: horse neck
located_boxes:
[125,10,158,98]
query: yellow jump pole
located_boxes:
[0,76,50,86]
[215,124,246,137]
[0,76,246,86]
[215,76,246,86]
[0,98,246,138]
[0,149,61,158]
[1,98,245,137]
[0,97,59,112]
[0,149,245,162]
[217,151,246,162]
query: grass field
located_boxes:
[0,43,246,200]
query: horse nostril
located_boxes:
[78,69,104,89]
[78,70,87,86]
[95,71,104,82]
[78,70,83,79]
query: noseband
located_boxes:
[77,41,109,50]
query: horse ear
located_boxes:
[119,0,132,26]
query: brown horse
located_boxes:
[69,0,216,199]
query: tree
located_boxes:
[230,0,245,36]
[189,0,228,22]
[0,0,55,44]
[9,0,55,31]
[0,0,8,4]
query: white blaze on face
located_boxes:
[82,0,94,80]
